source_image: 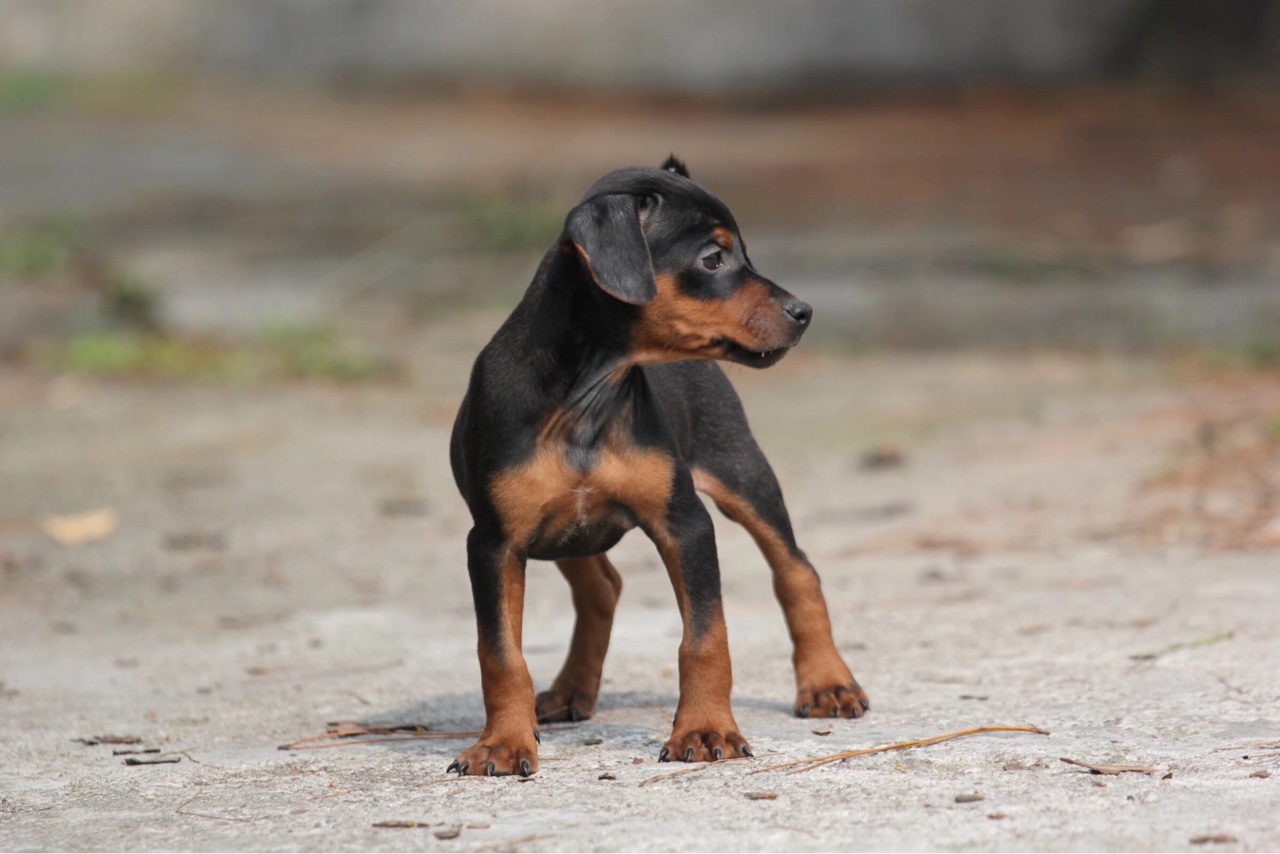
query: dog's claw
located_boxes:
[713,747,723,760]
[485,761,497,777]
[446,760,460,774]
[533,729,541,744]
[458,761,470,775]
[798,703,810,718]
[659,747,670,762]
[519,759,533,777]
[683,747,694,762]
[741,746,753,757]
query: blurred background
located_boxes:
[5,0,1279,542]
[3,3,1280,848]
[3,0,1280,365]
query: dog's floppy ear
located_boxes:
[661,154,690,178]
[562,193,656,306]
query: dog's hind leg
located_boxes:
[692,445,869,719]
[536,554,623,723]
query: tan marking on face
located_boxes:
[711,226,735,251]
[630,273,791,365]
[489,430,674,548]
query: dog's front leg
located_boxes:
[449,529,539,776]
[649,484,752,762]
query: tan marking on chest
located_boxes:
[490,440,674,547]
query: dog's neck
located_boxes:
[511,248,645,447]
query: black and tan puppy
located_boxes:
[448,157,868,777]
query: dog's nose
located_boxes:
[784,299,813,328]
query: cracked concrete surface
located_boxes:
[2,84,1279,852]
[1,344,1277,852]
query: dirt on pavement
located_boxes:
[1,337,1278,851]
[1,83,1278,852]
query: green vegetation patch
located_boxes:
[41,324,397,385]
[257,323,392,382]
[0,67,67,113]
[463,199,563,253]
[0,65,187,115]
[0,221,79,282]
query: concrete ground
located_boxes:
[1,339,1278,852]
[1,83,1278,852]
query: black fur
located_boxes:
[445,158,857,777]
[661,153,690,177]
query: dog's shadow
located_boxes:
[329,690,793,759]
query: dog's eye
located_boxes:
[700,250,723,271]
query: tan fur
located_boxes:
[631,273,790,365]
[711,226,736,250]
[455,548,539,775]
[536,555,623,721]
[489,424,675,548]
[692,468,858,706]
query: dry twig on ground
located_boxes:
[1060,757,1159,775]
[176,789,254,823]
[751,725,1050,775]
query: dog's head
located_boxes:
[561,156,811,369]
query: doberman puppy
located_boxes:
[447,156,868,777]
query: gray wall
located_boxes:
[1,0,1271,93]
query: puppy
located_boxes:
[448,156,867,777]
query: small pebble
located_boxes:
[955,793,984,803]
[745,792,778,800]
[434,826,461,840]
[582,737,603,746]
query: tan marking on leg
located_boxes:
[456,548,539,776]
[692,469,868,718]
[537,554,622,723]
[662,601,749,761]
[649,519,749,762]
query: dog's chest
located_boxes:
[490,438,674,550]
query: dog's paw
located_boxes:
[794,679,870,719]
[659,726,751,763]
[447,731,539,777]
[535,687,595,723]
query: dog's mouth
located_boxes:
[718,339,791,368]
